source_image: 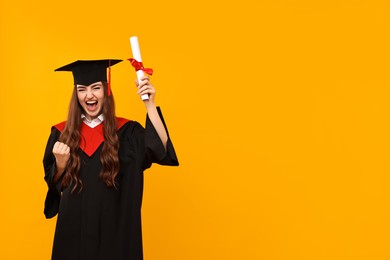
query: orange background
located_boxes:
[1,0,390,259]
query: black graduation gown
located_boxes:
[43,108,178,260]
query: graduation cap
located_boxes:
[55,59,122,96]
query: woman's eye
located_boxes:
[78,89,86,92]
[93,87,101,90]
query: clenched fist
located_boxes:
[53,141,70,171]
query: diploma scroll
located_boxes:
[130,36,149,101]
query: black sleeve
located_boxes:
[140,107,179,170]
[42,127,63,219]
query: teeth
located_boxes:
[87,101,97,105]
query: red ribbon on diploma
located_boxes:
[128,58,154,75]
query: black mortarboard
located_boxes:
[55,59,122,86]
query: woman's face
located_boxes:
[76,81,105,120]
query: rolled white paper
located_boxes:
[130,36,149,101]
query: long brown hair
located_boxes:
[59,82,120,193]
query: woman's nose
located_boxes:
[85,89,94,99]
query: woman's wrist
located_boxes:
[144,100,157,111]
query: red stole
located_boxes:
[53,117,129,157]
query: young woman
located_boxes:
[43,59,178,260]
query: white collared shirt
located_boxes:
[81,114,104,128]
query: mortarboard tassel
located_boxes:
[107,59,112,96]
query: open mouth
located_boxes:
[86,101,98,111]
